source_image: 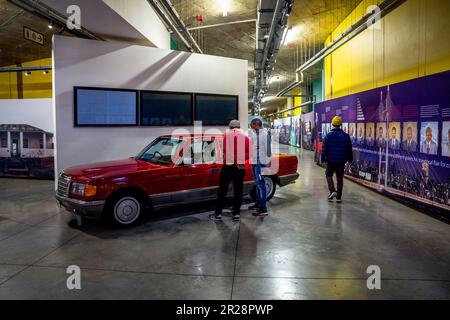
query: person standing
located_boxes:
[209,120,250,222]
[248,118,272,217]
[321,116,353,203]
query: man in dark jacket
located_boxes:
[321,116,353,203]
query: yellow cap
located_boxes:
[331,116,343,127]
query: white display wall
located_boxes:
[53,35,248,180]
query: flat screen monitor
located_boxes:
[75,87,138,126]
[195,94,238,126]
[140,91,193,126]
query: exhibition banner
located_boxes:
[315,70,450,219]
[301,111,315,151]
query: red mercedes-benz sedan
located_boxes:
[56,134,299,226]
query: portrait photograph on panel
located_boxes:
[342,122,349,134]
[356,123,365,145]
[420,121,439,155]
[402,122,418,152]
[365,122,375,147]
[376,123,387,148]
[442,121,450,157]
[349,123,356,143]
[388,122,401,150]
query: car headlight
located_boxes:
[70,182,97,197]
[71,182,86,196]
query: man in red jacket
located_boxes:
[209,120,250,222]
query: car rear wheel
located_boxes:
[249,176,277,201]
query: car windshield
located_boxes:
[137,138,183,165]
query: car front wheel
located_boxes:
[110,194,144,226]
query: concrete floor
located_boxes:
[0,149,449,300]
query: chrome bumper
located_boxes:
[55,194,105,219]
[279,172,300,187]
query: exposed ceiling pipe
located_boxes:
[185,19,257,31]
[148,0,202,54]
[253,0,294,114]
[7,0,100,40]
[276,71,303,97]
[0,66,52,73]
[276,0,407,97]
[266,98,316,117]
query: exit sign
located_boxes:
[23,27,44,46]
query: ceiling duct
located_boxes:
[7,0,100,40]
[252,0,294,115]
[147,0,202,54]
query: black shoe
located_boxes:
[253,208,268,217]
[336,197,342,203]
[248,204,260,210]
[232,214,240,222]
[328,192,337,201]
[208,214,222,222]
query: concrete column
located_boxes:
[19,131,23,156]
[7,131,11,151]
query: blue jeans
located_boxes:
[252,164,267,209]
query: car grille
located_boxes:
[57,173,71,197]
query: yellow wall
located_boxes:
[324,0,450,100]
[0,58,52,99]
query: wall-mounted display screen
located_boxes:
[75,87,138,126]
[140,91,193,126]
[195,94,238,126]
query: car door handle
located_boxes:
[211,167,221,172]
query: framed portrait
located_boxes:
[356,123,365,145]
[365,123,375,147]
[388,122,401,150]
[402,122,418,152]
[376,123,387,148]
[420,122,439,155]
[442,121,450,157]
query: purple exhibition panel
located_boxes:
[315,70,450,220]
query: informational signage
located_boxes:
[315,70,450,220]
[23,27,44,46]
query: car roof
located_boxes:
[159,134,224,140]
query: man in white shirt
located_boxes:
[248,118,272,217]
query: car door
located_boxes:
[170,137,222,204]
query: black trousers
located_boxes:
[215,165,246,215]
[325,163,345,198]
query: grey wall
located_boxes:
[53,35,248,180]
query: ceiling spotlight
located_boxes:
[43,70,49,75]
[48,23,53,29]
[24,71,31,76]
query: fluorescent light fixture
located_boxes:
[218,0,231,17]
[282,27,290,46]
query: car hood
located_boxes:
[63,158,165,180]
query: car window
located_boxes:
[184,140,217,165]
[139,138,182,164]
